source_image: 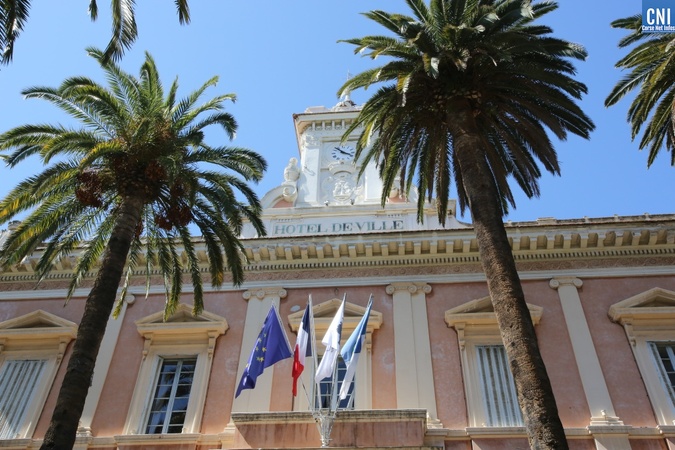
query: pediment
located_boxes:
[445,296,543,328]
[136,303,221,325]
[288,297,382,334]
[136,304,228,341]
[609,288,675,323]
[0,310,77,331]
[0,310,77,351]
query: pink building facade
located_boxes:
[1,103,675,450]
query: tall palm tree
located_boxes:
[605,14,675,166]
[340,0,593,448]
[1,0,190,65]
[0,48,266,450]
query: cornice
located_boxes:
[2,265,674,301]
[1,214,674,285]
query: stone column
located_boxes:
[387,282,438,420]
[550,277,631,450]
[232,287,287,413]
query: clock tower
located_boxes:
[243,96,464,239]
[290,98,382,207]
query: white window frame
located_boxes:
[609,287,675,425]
[288,298,381,412]
[123,304,228,435]
[0,310,77,439]
[143,356,199,434]
[445,296,542,429]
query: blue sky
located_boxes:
[0,1,672,224]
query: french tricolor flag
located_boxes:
[292,299,313,396]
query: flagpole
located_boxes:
[329,293,346,412]
[273,303,293,354]
[309,294,318,411]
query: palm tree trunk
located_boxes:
[450,108,568,450]
[40,196,144,450]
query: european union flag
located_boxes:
[235,305,293,397]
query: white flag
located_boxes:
[314,297,345,383]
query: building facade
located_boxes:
[1,101,675,450]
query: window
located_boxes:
[475,345,522,427]
[316,358,353,410]
[0,310,77,439]
[145,357,197,434]
[0,359,48,438]
[650,342,675,409]
[609,288,675,425]
[288,298,381,412]
[445,296,541,428]
[123,305,228,435]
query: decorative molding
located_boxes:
[124,305,227,435]
[2,264,674,304]
[386,282,432,295]
[0,310,77,440]
[608,287,675,426]
[0,310,77,359]
[3,215,673,285]
[445,296,543,428]
[242,287,287,301]
[135,303,229,352]
[549,277,583,289]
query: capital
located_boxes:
[242,287,287,301]
[386,282,432,295]
[549,277,583,290]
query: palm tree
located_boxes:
[605,14,675,166]
[340,1,593,448]
[0,48,266,450]
[1,0,190,65]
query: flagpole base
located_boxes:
[313,409,336,447]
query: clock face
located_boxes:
[331,144,356,161]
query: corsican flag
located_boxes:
[236,305,292,398]
[314,296,345,383]
[339,295,373,400]
[292,297,314,396]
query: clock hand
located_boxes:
[334,146,350,156]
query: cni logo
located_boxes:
[643,0,675,32]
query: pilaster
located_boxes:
[550,277,629,449]
[386,282,438,421]
[232,287,287,413]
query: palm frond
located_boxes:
[1,47,266,322]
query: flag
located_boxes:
[236,305,293,398]
[339,296,373,400]
[292,298,313,396]
[315,296,345,383]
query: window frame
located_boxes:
[0,310,77,439]
[316,356,353,410]
[288,298,381,412]
[144,356,199,434]
[123,305,228,435]
[609,287,675,426]
[473,343,523,427]
[445,296,542,429]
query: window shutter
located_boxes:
[0,359,47,439]
[475,345,522,427]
